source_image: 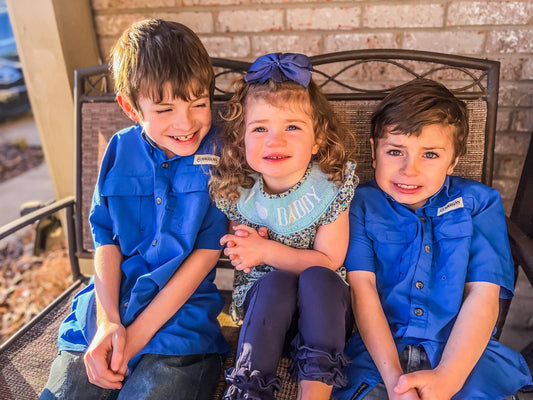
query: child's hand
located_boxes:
[116,325,148,376]
[389,389,421,400]
[220,225,268,273]
[234,226,268,239]
[394,369,456,400]
[84,321,126,389]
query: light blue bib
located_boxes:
[236,164,338,235]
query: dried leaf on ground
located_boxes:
[0,142,44,183]
[0,225,72,343]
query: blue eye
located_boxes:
[424,152,439,159]
[387,149,402,156]
[287,125,299,131]
[253,127,266,133]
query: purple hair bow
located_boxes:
[244,53,312,88]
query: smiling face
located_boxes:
[118,81,212,158]
[372,123,458,210]
[244,96,319,194]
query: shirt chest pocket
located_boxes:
[366,221,415,280]
[433,219,473,267]
[433,219,473,241]
[101,176,154,242]
[164,174,210,235]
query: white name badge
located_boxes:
[437,197,464,216]
[193,154,220,165]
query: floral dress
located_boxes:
[216,161,358,324]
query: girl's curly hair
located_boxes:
[209,77,353,202]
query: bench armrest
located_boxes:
[0,196,80,279]
[507,217,533,286]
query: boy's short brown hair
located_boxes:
[371,78,469,159]
[110,19,214,113]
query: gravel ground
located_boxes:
[0,142,44,183]
[0,224,72,344]
[0,143,71,344]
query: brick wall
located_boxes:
[90,0,533,213]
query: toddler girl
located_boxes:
[210,53,358,400]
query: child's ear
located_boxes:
[447,157,459,175]
[311,135,323,155]
[370,138,377,169]
[117,94,141,122]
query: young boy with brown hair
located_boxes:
[335,79,532,400]
[40,19,229,400]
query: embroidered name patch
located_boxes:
[437,197,464,216]
[193,154,219,165]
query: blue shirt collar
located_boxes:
[141,128,158,151]
[424,175,451,208]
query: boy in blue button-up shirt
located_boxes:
[335,79,532,400]
[40,19,229,400]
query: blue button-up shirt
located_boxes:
[335,176,532,399]
[58,124,230,369]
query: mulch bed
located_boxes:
[0,142,71,345]
[0,227,72,343]
[0,142,44,183]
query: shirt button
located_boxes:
[124,301,129,308]
[156,197,162,205]
[414,308,424,316]
[424,245,431,253]
[152,239,157,246]
[162,162,169,169]
[419,217,426,223]
[415,281,424,289]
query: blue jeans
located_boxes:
[361,345,431,400]
[224,267,353,400]
[40,350,222,400]
[359,346,517,400]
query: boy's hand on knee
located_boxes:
[394,369,455,400]
[384,375,420,400]
[389,388,421,400]
[84,321,126,389]
[401,393,421,400]
[116,326,147,376]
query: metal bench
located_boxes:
[1,49,511,399]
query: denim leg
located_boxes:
[292,266,353,386]
[399,345,431,373]
[360,383,388,400]
[118,353,221,400]
[358,347,522,400]
[39,351,118,400]
[359,380,519,400]
[400,348,518,399]
[358,346,432,400]
[224,270,298,400]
